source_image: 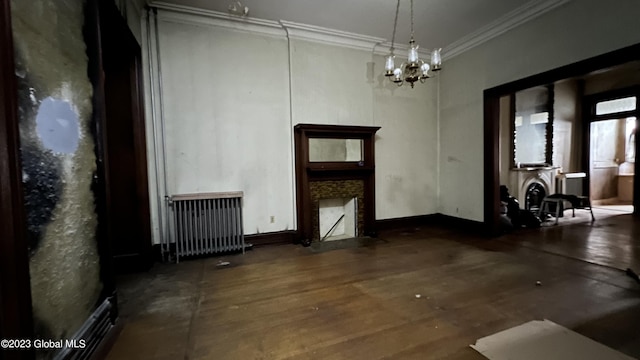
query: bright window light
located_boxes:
[530,112,549,125]
[596,96,636,115]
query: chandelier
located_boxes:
[384,0,442,88]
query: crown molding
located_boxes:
[149,2,286,38]
[373,41,434,60]
[443,0,572,60]
[150,0,568,60]
[279,20,385,52]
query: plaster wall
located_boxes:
[145,11,440,243]
[155,19,293,235]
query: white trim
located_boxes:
[444,0,572,60]
[279,20,384,52]
[150,2,286,38]
[374,41,433,60]
[150,0,571,63]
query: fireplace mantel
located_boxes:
[294,124,381,245]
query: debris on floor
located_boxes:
[535,281,542,286]
[217,261,231,267]
[415,294,421,298]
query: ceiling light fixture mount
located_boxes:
[384,0,442,88]
[228,0,249,17]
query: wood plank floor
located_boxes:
[105,215,640,360]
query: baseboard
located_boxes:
[375,214,439,232]
[433,213,486,234]
[375,213,486,234]
[149,215,486,254]
[113,253,153,274]
[149,231,295,260]
[245,230,297,246]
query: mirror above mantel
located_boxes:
[512,84,554,168]
[308,138,363,162]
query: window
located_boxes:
[513,85,553,167]
[595,96,636,115]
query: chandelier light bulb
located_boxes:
[408,43,419,63]
[385,55,396,74]
[420,63,430,76]
[431,48,442,71]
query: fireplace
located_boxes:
[509,167,559,210]
[294,124,380,245]
[318,197,358,241]
[524,182,546,211]
[311,181,364,242]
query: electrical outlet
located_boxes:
[270,216,275,223]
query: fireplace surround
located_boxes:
[294,124,380,245]
[509,167,559,210]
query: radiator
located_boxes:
[170,191,244,262]
[53,296,115,360]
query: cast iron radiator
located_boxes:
[170,192,245,262]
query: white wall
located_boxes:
[372,63,438,219]
[290,40,374,126]
[290,39,439,220]
[553,79,579,172]
[439,0,640,221]
[155,17,293,236]
[145,9,439,243]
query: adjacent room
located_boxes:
[1,0,639,359]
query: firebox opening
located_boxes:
[525,182,547,212]
[318,197,357,241]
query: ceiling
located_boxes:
[158,0,539,51]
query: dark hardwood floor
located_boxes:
[105,214,640,359]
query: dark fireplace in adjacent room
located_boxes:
[525,182,547,212]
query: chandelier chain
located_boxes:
[410,0,414,41]
[390,0,400,53]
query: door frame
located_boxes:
[484,43,640,235]
[582,86,640,206]
[0,0,35,358]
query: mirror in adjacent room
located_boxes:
[308,138,363,162]
[513,85,554,167]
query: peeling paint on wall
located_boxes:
[11,0,103,357]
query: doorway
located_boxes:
[484,45,640,235]
[586,91,638,214]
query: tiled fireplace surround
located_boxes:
[310,180,365,242]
